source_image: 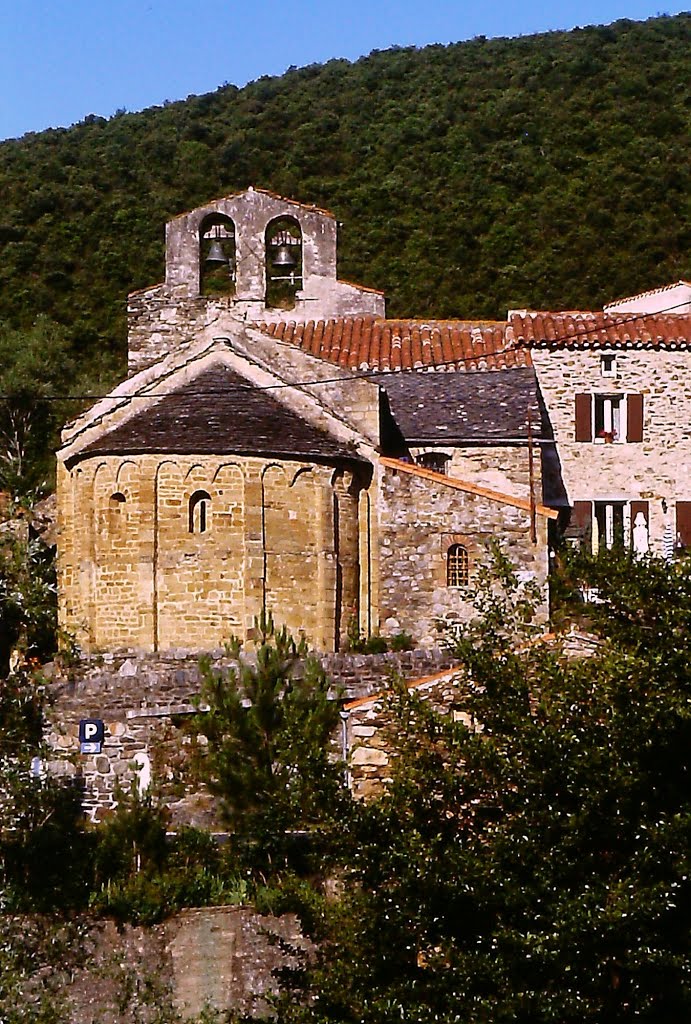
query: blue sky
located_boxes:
[0,0,686,141]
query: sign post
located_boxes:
[79,719,105,754]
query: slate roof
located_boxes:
[377,367,546,444]
[508,311,691,349]
[260,317,529,371]
[73,364,364,465]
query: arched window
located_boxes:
[189,490,211,534]
[265,216,302,309]
[199,214,236,296]
[108,492,126,533]
[447,544,469,587]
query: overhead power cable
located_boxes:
[0,298,688,403]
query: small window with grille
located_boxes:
[416,452,451,475]
[447,544,469,587]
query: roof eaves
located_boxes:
[343,667,464,712]
[379,456,559,519]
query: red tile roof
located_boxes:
[604,279,691,310]
[260,317,531,371]
[508,311,691,350]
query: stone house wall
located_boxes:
[532,348,691,553]
[377,463,550,646]
[410,444,537,502]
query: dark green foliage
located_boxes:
[0,15,687,400]
[0,535,58,673]
[276,550,691,1023]
[90,796,251,925]
[189,613,346,873]
[0,665,92,913]
[0,318,76,495]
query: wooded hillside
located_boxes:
[0,14,689,388]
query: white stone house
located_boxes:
[509,282,691,557]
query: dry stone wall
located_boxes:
[60,907,309,1022]
[45,647,454,822]
[345,668,471,800]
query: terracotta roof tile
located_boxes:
[260,317,528,372]
[604,279,691,310]
[509,311,691,349]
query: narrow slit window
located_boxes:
[447,544,469,587]
[189,490,211,534]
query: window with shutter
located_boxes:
[675,502,691,550]
[626,394,644,442]
[574,394,592,442]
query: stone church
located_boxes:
[57,188,556,655]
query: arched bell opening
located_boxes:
[265,216,302,309]
[199,214,236,297]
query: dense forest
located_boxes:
[0,15,688,384]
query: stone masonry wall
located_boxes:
[57,454,364,656]
[533,348,691,553]
[378,465,549,646]
[45,647,454,822]
[60,907,309,1022]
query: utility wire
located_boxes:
[0,299,688,403]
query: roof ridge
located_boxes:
[604,279,691,308]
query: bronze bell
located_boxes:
[272,244,297,268]
[205,240,227,266]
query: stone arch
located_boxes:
[199,213,236,297]
[289,466,314,488]
[115,458,138,491]
[265,216,303,309]
[188,490,212,534]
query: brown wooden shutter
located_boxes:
[676,502,691,548]
[630,500,649,525]
[627,393,644,442]
[571,501,592,530]
[574,394,592,442]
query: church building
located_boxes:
[56,188,556,654]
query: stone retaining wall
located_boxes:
[45,647,454,822]
[61,907,309,1022]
